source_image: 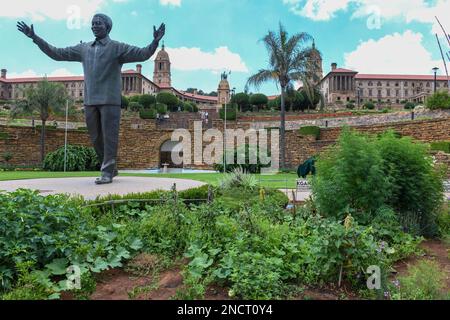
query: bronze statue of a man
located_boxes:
[17,14,165,184]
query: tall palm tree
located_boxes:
[246,23,318,169]
[12,78,68,162]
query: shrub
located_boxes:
[139,108,157,120]
[43,145,100,172]
[153,103,168,115]
[430,141,450,153]
[182,102,193,112]
[363,102,375,110]
[377,132,444,237]
[219,103,237,120]
[156,92,179,112]
[129,102,143,112]
[346,103,355,110]
[391,260,447,300]
[404,102,416,110]
[426,90,450,110]
[214,143,272,174]
[3,151,12,162]
[311,129,444,237]
[0,132,9,140]
[299,126,320,140]
[139,94,156,108]
[311,129,390,223]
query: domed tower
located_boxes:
[308,40,323,84]
[217,72,231,105]
[153,43,171,87]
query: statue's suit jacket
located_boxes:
[32,35,158,106]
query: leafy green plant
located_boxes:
[390,260,447,300]
[129,102,143,112]
[430,141,450,154]
[426,90,450,110]
[363,102,375,110]
[404,102,416,110]
[311,129,444,237]
[299,126,320,140]
[0,189,143,296]
[139,108,157,120]
[219,103,237,120]
[43,145,100,172]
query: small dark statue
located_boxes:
[297,156,316,179]
[17,14,165,184]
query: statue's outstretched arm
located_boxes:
[118,23,165,64]
[17,21,82,62]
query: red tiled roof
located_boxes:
[178,90,218,102]
[331,68,357,73]
[4,76,84,83]
[267,95,279,101]
[355,74,449,81]
[122,69,138,74]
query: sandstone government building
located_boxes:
[1,45,449,108]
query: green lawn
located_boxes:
[0,171,299,189]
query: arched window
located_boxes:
[377,81,382,87]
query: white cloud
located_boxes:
[160,46,249,73]
[344,30,443,74]
[160,0,181,7]
[283,0,351,21]
[283,0,450,35]
[8,68,79,78]
[0,0,128,24]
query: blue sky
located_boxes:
[0,0,449,95]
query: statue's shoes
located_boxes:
[95,176,113,185]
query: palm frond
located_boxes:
[246,69,279,91]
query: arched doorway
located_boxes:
[160,140,184,168]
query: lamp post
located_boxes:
[432,67,439,93]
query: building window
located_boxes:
[369,89,372,96]
[359,82,363,86]
[387,89,391,96]
[159,62,163,71]
[378,90,382,96]
[395,82,399,87]
[426,82,430,88]
[404,82,408,86]
[396,90,400,97]
[386,82,390,87]
[377,81,382,87]
[368,82,373,86]
[404,90,408,96]
[79,91,83,97]
[396,99,400,103]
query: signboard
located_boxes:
[296,179,311,192]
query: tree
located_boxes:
[249,94,269,111]
[426,90,450,110]
[11,78,68,162]
[231,92,250,112]
[139,94,156,108]
[246,23,318,169]
[157,92,180,112]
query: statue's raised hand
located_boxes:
[17,21,35,38]
[153,23,165,42]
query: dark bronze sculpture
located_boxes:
[17,14,165,184]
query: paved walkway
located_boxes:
[0,177,206,200]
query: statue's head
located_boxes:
[91,13,113,39]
